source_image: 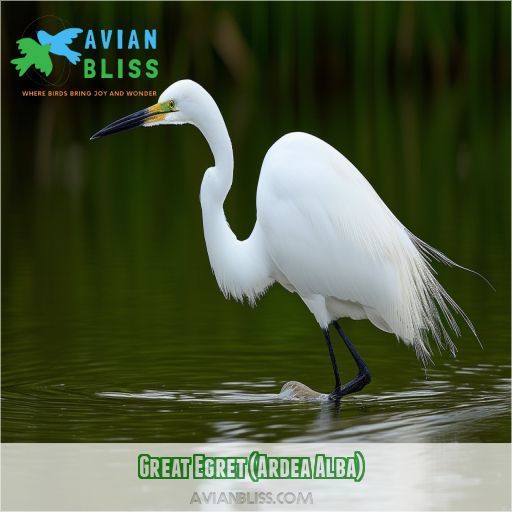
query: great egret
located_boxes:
[91,79,477,400]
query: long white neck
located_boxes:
[197,95,273,304]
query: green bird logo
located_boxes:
[11,38,53,77]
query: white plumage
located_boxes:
[92,79,477,396]
[257,131,474,364]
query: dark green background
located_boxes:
[2,2,510,442]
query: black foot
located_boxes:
[328,368,371,400]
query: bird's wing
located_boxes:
[53,28,83,45]
[258,133,407,302]
[257,132,466,361]
[16,38,41,56]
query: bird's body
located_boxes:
[37,28,83,64]
[259,132,414,329]
[11,38,52,77]
[202,128,468,364]
[92,79,476,398]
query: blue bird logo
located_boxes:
[36,28,83,65]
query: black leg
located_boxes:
[328,321,371,400]
[322,328,341,391]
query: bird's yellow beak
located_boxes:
[90,102,171,140]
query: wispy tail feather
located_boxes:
[405,231,485,365]
[411,233,495,291]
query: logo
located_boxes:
[11,16,159,86]
[11,28,82,77]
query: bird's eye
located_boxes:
[168,100,176,111]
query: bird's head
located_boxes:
[90,79,213,140]
[36,30,51,45]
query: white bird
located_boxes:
[91,79,477,400]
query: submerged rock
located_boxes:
[279,381,328,401]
